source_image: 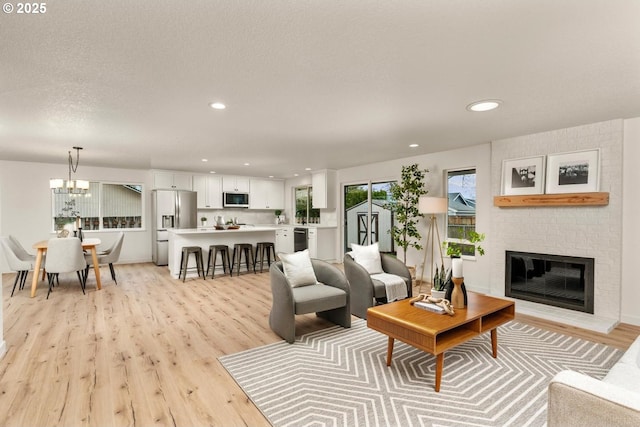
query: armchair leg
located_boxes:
[317,306,351,329]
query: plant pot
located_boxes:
[431,289,446,299]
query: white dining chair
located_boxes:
[44,237,87,299]
[0,236,34,297]
[85,232,124,284]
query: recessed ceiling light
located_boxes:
[409,143,419,148]
[244,162,250,166]
[268,175,274,178]
[209,171,216,174]
[467,99,502,112]
[305,167,311,171]
[201,158,208,162]
[209,102,226,110]
[294,173,299,177]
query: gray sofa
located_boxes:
[269,259,351,344]
[343,252,412,319]
[548,335,640,426]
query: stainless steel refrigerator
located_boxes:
[152,190,197,265]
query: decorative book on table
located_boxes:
[414,300,446,314]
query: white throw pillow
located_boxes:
[278,249,318,287]
[351,242,383,274]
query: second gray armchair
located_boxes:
[343,252,412,319]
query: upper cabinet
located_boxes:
[222,175,250,193]
[312,169,337,209]
[153,171,192,190]
[249,179,284,210]
[193,175,223,209]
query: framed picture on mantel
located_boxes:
[545,149,600,194]
[501,155,545,195]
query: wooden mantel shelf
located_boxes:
[494,192,609,207]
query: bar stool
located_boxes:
[206,244,231,278]
[254,241,275,273]
[231,243,255,276]
[179,246,205,282]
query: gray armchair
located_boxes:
[343,252,412,319]
[269,259,351,344]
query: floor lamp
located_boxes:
[418,196,448,293]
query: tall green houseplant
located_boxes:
[386,164,429,264]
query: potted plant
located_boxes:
[274,209,282,224]
[385,164,429,265]
[201,216,208,227]
[431,264,449,299]
[444,230,485,297]
[444,230,486,258]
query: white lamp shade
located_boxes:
[75,180,90,190]
[418,196,447,214]
[50,178,64,189]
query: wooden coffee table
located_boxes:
[367,291,515,392]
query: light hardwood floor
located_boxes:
[1,263,639,427]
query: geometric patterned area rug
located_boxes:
[219,319,622,427]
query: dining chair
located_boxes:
[8,235,36,262]
[44,237,87,299]
[0,236,34,296]
[85,232,124,284]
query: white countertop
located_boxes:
[272,224,338,229]
[169,226,278,235]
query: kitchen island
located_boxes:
[167,226,278,278]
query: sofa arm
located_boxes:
[548,370,640,427]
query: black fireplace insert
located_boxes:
[505,251,594,314]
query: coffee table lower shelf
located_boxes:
[367,292,515,392]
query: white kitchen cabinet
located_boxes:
[222,175,250,193]
[193,175,223,209]
[275,226,294,254]
[153,171,192,190]
[249,179,284,210]
[311,169,336,209]
[307,227,336,261]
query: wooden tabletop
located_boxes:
[367,292,515,337]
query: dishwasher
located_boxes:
[294,228,308,252]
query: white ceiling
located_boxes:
[1,0,639,178]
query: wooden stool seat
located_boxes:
[179,246,205,281]
[254,241,275,273]
[231,243,255,276]
[206,245,231,278]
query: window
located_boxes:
[343,181,395,253]
[445,169,477,257]
[295,186,320,224]
[52,182,143,231]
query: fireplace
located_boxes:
[505,251,594,314]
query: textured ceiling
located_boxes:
[1,0,639,178]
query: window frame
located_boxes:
[444,168,478,259]
[51,180,145,232]
[294,185,321,224]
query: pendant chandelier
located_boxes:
[49,146,90,194]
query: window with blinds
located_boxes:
[52,182,143,231]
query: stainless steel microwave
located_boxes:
[223,192,249,208]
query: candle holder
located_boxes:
[450,277,466,309]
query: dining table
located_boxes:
[30,238,102,297]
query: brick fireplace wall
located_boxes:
[490,119,623,321]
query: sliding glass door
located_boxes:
[343,181,395,254]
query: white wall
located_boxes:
[336,143,493,291]
[0,160,153,273]
[490,119,624,321]
[622,118,640,325]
